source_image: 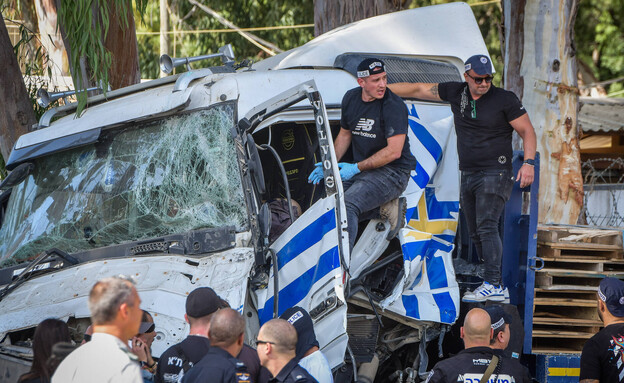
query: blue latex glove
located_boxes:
[339,162,360,181]
[308,162,323,184]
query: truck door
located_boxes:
[241,81,349,368]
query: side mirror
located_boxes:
[0,163,34,190]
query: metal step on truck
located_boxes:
[0,2,581,382]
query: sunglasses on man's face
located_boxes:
[466,73,493,84]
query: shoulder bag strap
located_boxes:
[481,355,499,383]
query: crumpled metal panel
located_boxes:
[0,248,254,357]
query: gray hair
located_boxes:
[88,276,137,325]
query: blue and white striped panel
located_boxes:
[256,196,343,325]
[381,229,460,324]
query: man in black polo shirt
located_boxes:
[309,58,416,251]
[182,308,250,383]
[580,277,624,383]
[390,54,537,302]
[424,308,531,383]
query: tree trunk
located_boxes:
[55,0,141,92]
[502,0,582,224]
[314,0,411,36]
[33,0,71,82]
[0,18,36,162]
[105,3,141,89]
[18,0,40,65]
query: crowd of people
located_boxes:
[21,274,624,383]
[18,276,326,383]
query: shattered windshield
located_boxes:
[0,105,247,266]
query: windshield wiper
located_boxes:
[0,248,79,303]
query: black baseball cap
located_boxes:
[599,277,624,317]
[464,54,493,75]
[138,322,155,334]
[357,58,386,78]
[485,305,512,330]
[186,287,221,318]
[279,306,319,358]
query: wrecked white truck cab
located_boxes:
[0,3,490,381]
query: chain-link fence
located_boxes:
[579,157,624,227]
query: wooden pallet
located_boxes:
[538,243,623,260]
[534,268,624,289]
[540,257,624,273]
[530,225,624,353]
[538,225,623,247]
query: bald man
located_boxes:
[256,319,318,383]
[424,308,531,383]
[182,308,250,383]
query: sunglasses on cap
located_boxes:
[466,73,493,84]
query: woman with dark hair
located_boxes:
[18,318,72,383]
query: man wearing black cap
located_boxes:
[280,306,333,382]
[155,287,221,383]
[308,58,416,251]
[580,277,624,383]
[484,305,512,353]
[182,308,250,383]
[390,54,537,302]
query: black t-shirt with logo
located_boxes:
[438,82,526,171]
[155,335,211,383]
[580,322,624,382]
[424,346,532,383]
[340,87,416,171]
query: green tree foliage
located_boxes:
[575,0,624,95]
[58,0,148,112]
[136,0,314,79]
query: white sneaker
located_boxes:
[500,287,510,304]
[462,282,505,302]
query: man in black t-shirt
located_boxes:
[390,55,537,302]
[155,287,268,383]
[182,309,250,383]
[308,58,416,251]
[580,277,624,383]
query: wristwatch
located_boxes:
[523,159,535,166]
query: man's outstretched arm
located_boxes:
[388,82,442,101]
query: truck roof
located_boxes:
[8,2,488,167]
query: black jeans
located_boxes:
[460,168,514,286]
[343,166,411,251]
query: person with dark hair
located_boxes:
[580,277,624,383]
[52,276,143,383]
[308,58,416,252]
[279,307,332,382]
[390,54,537,302]
[484,305,512,352]
[18,319,71,383]
[155,287,220,383]
[182,308,249,383]
[256,319,317,383]
[132,310,158,382]
[155,287,268,383]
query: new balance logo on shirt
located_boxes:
[354,118,377,138]
[356,118,375,132]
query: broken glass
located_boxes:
[0,105,247,266]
